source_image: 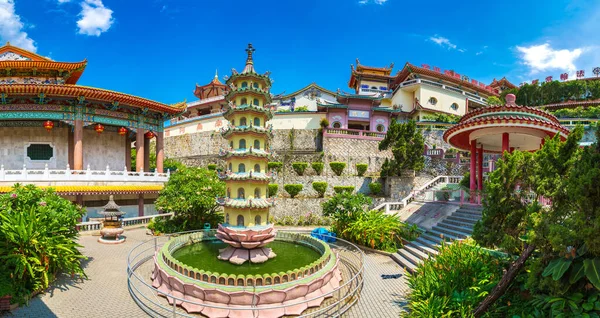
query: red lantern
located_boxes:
[118,127,128,136]
[43,120,54,133]
[145,131,155,139]
[94,123,105,134]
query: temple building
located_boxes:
[0,42,184,218]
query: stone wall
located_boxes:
[270,196,389,221]
[322,136,392,175]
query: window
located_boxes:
[253,117,260,126]
[376,124,385,132]
[237,215,244,227]
[237,188,245,199]
[332,122,341,129]
[230,141,234,148]
[228,163,232,171]
[254,188,261,198]
[370,86,377,89]
[26,144,53,161]
[238,163,246,173]
[241,82,248,88]
[226,213,230,224]
[241,98,247,105]
[254,215,262,225]
[231,119,235,125]
[239,139,246,149]
[451,103,459,111]
[429,97,438,105]
[254,164,261,172]
[253,82,259,89]
[254,140,260,149]
[227,188,231,198]
[253,98,259,106]
[240,117,247,126]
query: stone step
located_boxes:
[414,236,441,252]
[391,252,418,274]
[397,248,425,267]
[455,209,483,216]
[437,223,473,236]
[427,229,464,241]
[402,243,431,261]
[407,239,439,256]
[432,226,469,239]
[443,218,478,228]
[452,212,482,220]
[446,215,479,225]
[420,232,454,245]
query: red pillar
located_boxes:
[136,129,145,172]
[502,132,509,155]
[156,131,164,173]
[478,145,483,192]
[138,193,144,217]
[470,140,476,199]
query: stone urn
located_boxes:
[98,195,126,244]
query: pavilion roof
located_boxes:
[0,84,186,115]
[392,62,499,97]
[0,43,87,84]
[348,59,395,90]
[277,83,336,100]
[489,77,517,89]
[194,70,229,100]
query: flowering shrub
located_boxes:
[322,191,372,236]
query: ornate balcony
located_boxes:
[0,164,170,183]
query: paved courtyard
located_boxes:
[10,227,408,318]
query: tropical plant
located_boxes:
[379,120,425,177]
[333,186,354,194]
[368,182,382,195]
[292,162,308,176]
[283,184,303,198]
[154,167,225,232]
[311,162,324,175]
[329,162,346,176]
[343,210,412,252]
[356,163,368,176]
[0,184,86,303]
[459,171,470,189]
[405,239,509,317]
[312,182,327,198]
[322,191,372,236]
[486,96,503,106]
[207,164,217,171]
[268,184,278,197]
[268,162,283,173]
[320,118,329,128]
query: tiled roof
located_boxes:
[218,171,274,181]
[218,147,273,159]
[0,185,163,195]
[222,103,274,120]
[216,197,275,208]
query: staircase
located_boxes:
[391,205,483,273]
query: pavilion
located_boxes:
[0,43,185,217]
[443,94,570,201]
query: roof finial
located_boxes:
[215,69,219,79]
[245,43,255,65]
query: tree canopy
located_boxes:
[379,120,425,177]
[505,79,600,107]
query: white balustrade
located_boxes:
[0,165,170,183]
[77,212,174,232]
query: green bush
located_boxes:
[294,106,309,112]
[356,163,368,176]
[406,239,509,317]
[322,191,372,236]
[292,162,308,176]
[312,181,327,198]
[268,162,283,173]
[207,164,217,171]
[284,184,303,198]
[311,162,324,175]
[268,184,279,197]
[0,184,87,304]
[320,118,329,128]
[329,162,346,176]
[368,182,382,195]
[343,210,412,252]
[333,186,355,194]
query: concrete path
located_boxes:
[10,227,408,317]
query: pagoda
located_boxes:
[215,44,276,265]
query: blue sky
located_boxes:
[1,0,599,104]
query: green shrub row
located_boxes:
[311,162,324,175]
[329,162,346,176]
[207,164,217,171]
[356,163,368,176]
[292,162,308,175]
[312,181,327,198]
[283,184,303,198]
[268,162,283,172]
[333,186,355,194]
[268,184,278,197]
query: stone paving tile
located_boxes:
[10,228,409,318]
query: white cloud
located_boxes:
[0,0,36,51]
[76,0,114,36]
[429,36,456,49]
[516,43,585,74]
[458,48,466,53]
[358,0,387,5]
[57,0,71,3]
[476,51,483,56]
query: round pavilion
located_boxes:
[443,94,570,200]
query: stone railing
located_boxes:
[324,128,386,140]
[76,212,174,232]
[0,164,169,183]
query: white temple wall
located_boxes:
[416,86,467,116]
[82,129,125,170]
[391,89,415,112]
[0,126,69,170]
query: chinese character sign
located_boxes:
[577,70,585,78]
[545,76,553,83]
[421,64,430,69]
[433,66,441,73]
[560,73,568,81]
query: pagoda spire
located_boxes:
[242,43,256,73]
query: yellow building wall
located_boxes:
[226,181,269,199]
[391,89,415,112]
[229,113,267,127]
[224,208,269,227]
[416,85,466,116]
[229,135,266,150]
[234,95,265,107]
[226,158,267,173]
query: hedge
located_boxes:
[356,163,368,176]
[311,162,324,175]
[268,162,283,173]
[369,182,382,195]
[268,184,278,197]
[312,181,327,198]
[333,186,355,194]
[207,164,217,171]
[292,162,308,176]
[284,184,303,198]
[329,162,346,176]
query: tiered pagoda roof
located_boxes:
[225,44,272,87]
[217,171,275,182]
[193,70,229,100]
[218,147,273,159]
[348,59,395,91]
[222,103,274,121]
[216,197,275,209]
[220,124,274,138]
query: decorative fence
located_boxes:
[324,128,386,140]
[0,164,170,183]
[76,212,174,232]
